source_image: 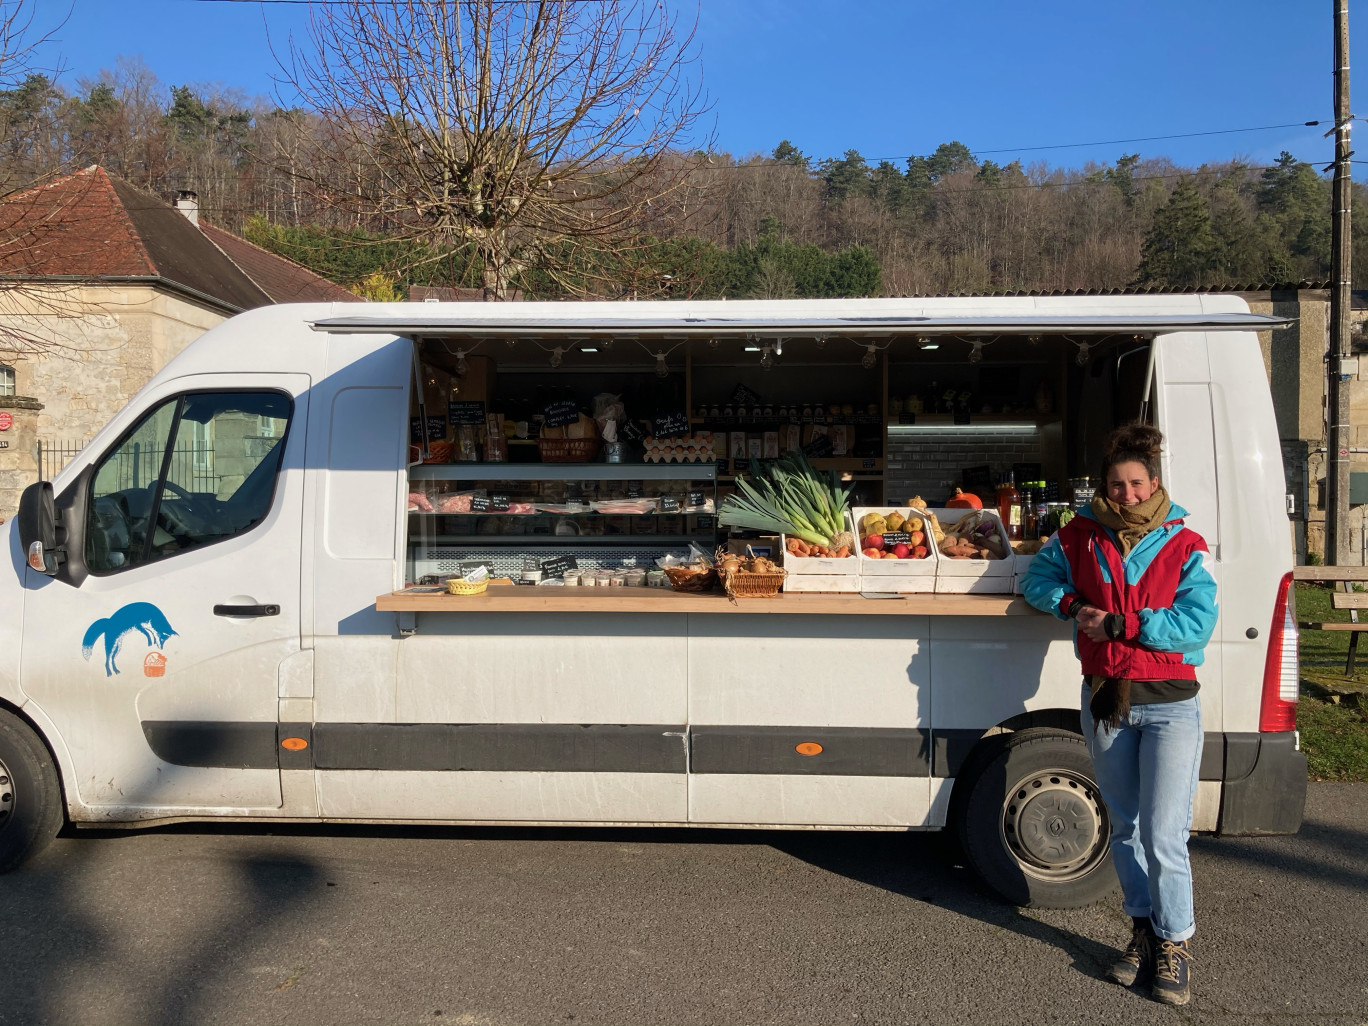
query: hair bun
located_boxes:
[1103,423,1163,464]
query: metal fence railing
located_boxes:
[37,440,219,494]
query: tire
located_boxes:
[956,727,1118,909]
[0,709,63,873]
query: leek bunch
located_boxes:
[717,452,853,546]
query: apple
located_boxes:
[882,551,900,559]
[892,542,911,559]
[862,547,882,559]
[913,544,929,559]
[861,533,885,551]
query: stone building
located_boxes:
[0,166,358,518]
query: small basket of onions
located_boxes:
[716,546,787,599]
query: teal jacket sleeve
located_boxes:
[1020,534,1076,620]
[1136,548,1218,654]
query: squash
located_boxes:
[946,487,983,509]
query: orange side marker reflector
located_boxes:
[281,737,308,752]
[795,742,824,756]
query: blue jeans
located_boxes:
[1080,684,1203,942]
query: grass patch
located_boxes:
[1294,583,1368,780]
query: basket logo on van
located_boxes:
[81,602,178,677]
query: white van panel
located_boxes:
[318,770,687,822]
[929,617,1079,729]
[314,636,398,722]
[1159,383,1220,552]
[324,385,406,561]
[395,614,688,724]
[689,774,931,827]
[687,614,927,727]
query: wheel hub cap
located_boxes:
[0,755,13,834]
[1002,771,1105,875]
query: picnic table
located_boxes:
[1294,565,1368,675]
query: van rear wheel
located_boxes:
[956,728,1118,909]
[0,709,63,873]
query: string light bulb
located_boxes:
[708,338,720,350]
[760,345,775,371]
[1027,334,1042,346]
[862,344,878,370]
[454,349,469,376]
[815,336,827,349]
[550,346,566,369]
[601,338,614,351]
[968,339,984,364]
[774,338,784,356]
[655,351,670,378]
[1074,340,1093,366]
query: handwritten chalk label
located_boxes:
[687,490,705,508]
[410,416,448,442]
[491,494,510,511]
[448,400,486,426]
[696,514,714,529]
[470,495,491,512]
[542,400,580,429]
[540,555,578,578]
[460,562,493,577]
[881,531,912,546]
[660,496,680,513]
[733,458,750,473]
[653,411,689,438]
[729,384,762,407]
[862,459,876,470]
[626,481,643,499]
[715,457,728,475]
[623,420,644,442]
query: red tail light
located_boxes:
[1259,571,1299,732]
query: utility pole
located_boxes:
[1328,0,1353,566]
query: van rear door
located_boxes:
[19,374,310,816]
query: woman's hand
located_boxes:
[1076,605,1111,642]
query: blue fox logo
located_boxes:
[82,603,178,677]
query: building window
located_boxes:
[0,364,14,397]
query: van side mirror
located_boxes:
[16,481,58,575]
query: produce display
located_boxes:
[717,547,787,599]
[935,509,1010,560]
[719,452,855,553]
[857,509,930,560]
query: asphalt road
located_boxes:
[0,783,1364,1026]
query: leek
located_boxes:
[717,450,853,547]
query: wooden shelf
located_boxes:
[378,585,1039,616]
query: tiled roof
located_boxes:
[898,280,1329,298]
[0,166,354,311]
[201,221,360,304]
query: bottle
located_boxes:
[997,472,1023,541]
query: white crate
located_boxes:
[852,506,939,593]
[928,507,1014,594]
[1013,552,1037,594]
[783,573,863,594]
[779,511,860,580]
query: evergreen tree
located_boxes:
[1133,177,1218,286]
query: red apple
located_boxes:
[893,543,911,559]
[862,534,885,551]
[862,547,882,559]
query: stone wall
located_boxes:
[0,395,42,521]
[0,283,230,519]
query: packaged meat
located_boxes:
[407,491,434,513]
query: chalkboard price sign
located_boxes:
[881,531,913,546]
[862,459,877,470]
[470,495,491,512]
[733,458,750,473]
[660,496,680,513]
[540,555,578,579]
[696,514,714,529]
[542,399,580,429]
[653,410,689,439]
[491,494,510,511]
[459,561,493,578]
[715,457,729,475]
[802,435,834,458]
[623,419,644,442]
[626,481,643,499]
[448,400,487,426]
[729,383,762,407]
[687,490,705,508]
[410,416,448,442]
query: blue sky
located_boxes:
[29,0,1349,175]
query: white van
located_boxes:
[1,296,1306,908]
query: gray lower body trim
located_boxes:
[690,726,928,776]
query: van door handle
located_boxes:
[214,604,280,618]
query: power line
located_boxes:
[971,121,1324,157]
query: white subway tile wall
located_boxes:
[885,428,1043,503]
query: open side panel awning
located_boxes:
[311,312,1293,340]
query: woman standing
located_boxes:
[1021,425,1217,1007]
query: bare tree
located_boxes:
[274,0,710,299]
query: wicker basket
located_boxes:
[663,564,718,592]
[445,577,490,596]
[723,567,787,599]
[538,437,600,463]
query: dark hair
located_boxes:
[1099,423,1163,483]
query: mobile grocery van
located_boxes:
[2,295,1306,907]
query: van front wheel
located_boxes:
[956,728,1118,909]
[0,709,63,873]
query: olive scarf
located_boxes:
[1086,486,1173,731]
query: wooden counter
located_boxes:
[377,585,1040,616]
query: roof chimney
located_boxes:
[174,190,199,226]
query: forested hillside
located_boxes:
[1,63,1355,299]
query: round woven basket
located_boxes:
[663,565,717,592]
[446,577,490,596]
[722,568,787,599]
